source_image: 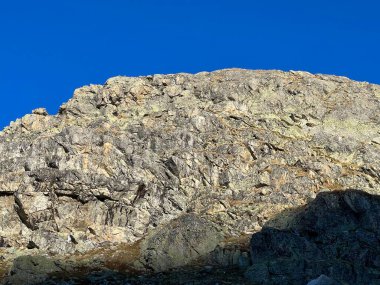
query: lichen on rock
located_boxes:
[1,69,380,283]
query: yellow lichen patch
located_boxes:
[329,151,357,164]
[258,87,280,100]
[322,118,379,138]
[282,125,307,139]
[82,154,89,171]
[102,142,113,156]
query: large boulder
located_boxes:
[139,213,223,271]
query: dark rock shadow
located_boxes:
[245,189,380,285]
[1,213,251,285]
[41,267,248,285]
[2,255,250,285]
[6,190,380,285]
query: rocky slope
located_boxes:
[1,69,380,284]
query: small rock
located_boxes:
[307,274,339,285]
[139,214,224,272]
[260,188,269,195]
[258,172,271,187]
[32,108,48,116]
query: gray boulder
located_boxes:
[139,213,223,271]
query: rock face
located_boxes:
[246,190,380,285]
[0,69,380,283]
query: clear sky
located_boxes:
[1,0,379,129]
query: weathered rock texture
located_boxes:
[1,69,380,283]
[246,190,380,284]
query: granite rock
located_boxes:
[0,69,380,282]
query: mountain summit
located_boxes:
[1,69,380,284]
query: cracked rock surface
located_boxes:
[1,69,380,283]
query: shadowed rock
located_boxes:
[246,190,380,285]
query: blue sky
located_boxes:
[1,0,379,129]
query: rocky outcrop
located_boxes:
[246,190,380,285]
[1,69,380,283]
